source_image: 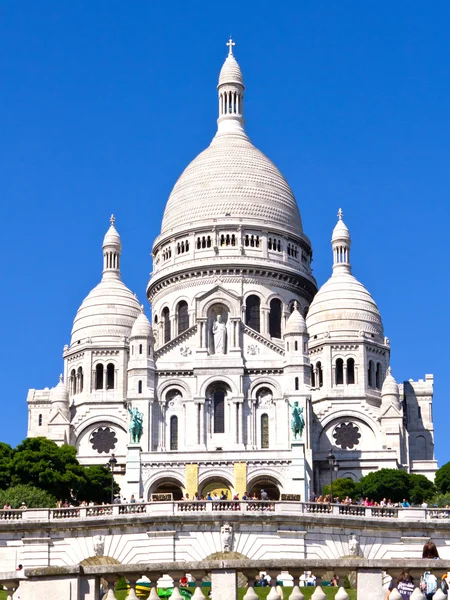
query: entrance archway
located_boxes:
[200,476,232,499]
[248,476,281,500]
[150,477,184,501]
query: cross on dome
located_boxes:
[226,37,235,56]
[110,214,116,226]
[59,374,63,383]
[337,208,343,220]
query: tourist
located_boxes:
[330,574,339,587]
[384,571,414,600]
[242,491,248,500]
[260,489,268,501]
[19,502,27,510]
[420,542,440,599]
[206,493,212,500]
[401,499,410,508]
[3,502,11,509]
[422,541,440,559]
[130,495,136,503]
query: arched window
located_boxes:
[139,344,143,355]
[311,366,316,388]
[38,414,42,426]
[294,341,298,351]
[295,377,299,391]
[347,358,355,385]
[170,416,178,451]
[368,360,375,388]
[335,358,344,385]
[70,369,76,395]
[261,414,269,449]
[106,363,115,390]
[213,391,225,433]
[246,295,260,332]
[95,364,104,390]
[162,307,171,344]
[317,362,323,388]
[177,301,189,335]
[269,298,282,338]
[376,363,382,390]
[138,380,142,394]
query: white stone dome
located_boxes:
[218,53,244,87]
[285,305,307,335]
[160,132,303,237]
[381,367,399,397]
[70,218,141,346]
[306,270,383,340]
[130,308,152,338]
[50,375,69,404]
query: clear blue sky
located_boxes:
[1,1,449,464]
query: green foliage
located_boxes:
[357,468,435,504]
[435,462,450,494]
[76,465,119,504]
[322,478,357,501]
[409,473,435,504]
[0,484,57,508]
[430,492,450,507]
[0,443,13,489]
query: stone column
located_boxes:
[211,569,237,600]
[356,569,383,600]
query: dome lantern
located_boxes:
[102,214,122,280]
[332,208,351,273]
[217,38,245,135]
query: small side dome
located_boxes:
[50,375,69,405]
[285,303,307,335]
[130,306,152,338]
[381,367,399,397]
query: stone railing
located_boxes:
[1,558,449,600]
[0,501,436,523]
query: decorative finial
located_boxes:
[337,208,343,220]
[387,366,392,376]
[140,304,144,313]
[294,300,299,311]
[59,374,63,383]
[226,37,235,56]
[110,214,115,226]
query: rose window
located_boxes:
[90,427,118,454]
[333,422,361,450]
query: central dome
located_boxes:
[158,43,304,240]
[160,132,303,237]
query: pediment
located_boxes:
[195,284,241,318]
[48,409,70,425]
[380,403,402,418]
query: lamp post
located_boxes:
[107,454,117,504]
[327,449,339,503]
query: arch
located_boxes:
[310,366,316,388]
[70,369,76,395]
[415,435,427,459]
[138,380,142,394]
[269,298,282,338]
[199,474,233,499]
[157,379,191,402]
[376,362,382,390]
[73,416,127,440]
[248,376,281,399]
[170,415,178,451]
[247,474,282,501]
[335,358,344,385]
[368,360,375,388]
[200,374,238,398]
[340,471,358,482]
[245,295,261,332]
[347,358,355,385]
[95,364,104,390]
[77,366,84,393]
[38,414,42,426]
[177,300,189,335]
[162,307,171,343]
[149,477,184,501]
[106,363,115,390]
[316,361,323,388]
[295,377,299,391]
[261,414,269,449]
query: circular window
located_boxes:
[90,427,118,454]
[333,422,361,450]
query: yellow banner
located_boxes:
[234,462,247,497]
[185,464,199,498]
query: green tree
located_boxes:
[322,478,357,501]
[357,469,411,503]
[430,492,450,508]
[0,484,57,508]
[409,474,435,504]
[76,465,119,504]
[435,462,450,494]
[0,443,13,489]
[10,437,86,501]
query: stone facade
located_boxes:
[26,41,437,501]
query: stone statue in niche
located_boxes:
[221,522,233,552]
[348,534,360,556]
[93,535,105,556]
[289,401,305,440]
[212,314,227,354]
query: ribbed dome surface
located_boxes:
[71,279,141,345]
[285,307,307,334]
[218,54,244,87]
[382,369,399,397]
[160,133,303,236]
[131,310,152,338]
[306,271,383,339]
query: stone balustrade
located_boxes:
[0,501,442,522]
[1,558,449,600]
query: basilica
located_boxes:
[26,42,437,501]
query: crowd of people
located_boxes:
[309,493,423,508]
[181,490,270,502]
